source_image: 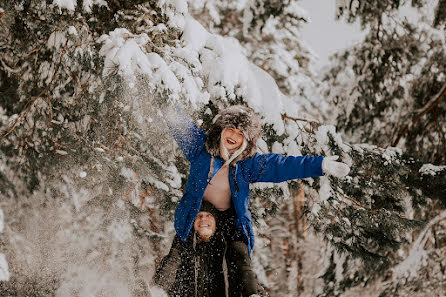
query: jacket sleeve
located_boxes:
[165,105,206,162]
[248,153,324,183]
[152,236,182,290]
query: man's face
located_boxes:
[222,128,244,152]
[194,211,216,242]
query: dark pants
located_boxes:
[218,209,258,297]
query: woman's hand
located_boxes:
[322,156,350,177]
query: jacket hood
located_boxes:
[205,105,262,165]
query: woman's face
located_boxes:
[222,128,244,152]
[194,211,216,242]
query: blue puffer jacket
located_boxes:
[167,108,324,255]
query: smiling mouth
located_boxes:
[226,138,236,145]
[199,224,210,228]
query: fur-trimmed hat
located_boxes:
[205,105,262,165]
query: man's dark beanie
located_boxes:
[199,201,219,222]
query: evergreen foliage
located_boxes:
[330,0,446,165]
[320,0,446,295]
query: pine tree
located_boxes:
[319,0,446,295]
[329,0,446,164]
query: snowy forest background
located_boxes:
[0,0,445,296]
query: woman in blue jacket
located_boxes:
[164,104,349,296]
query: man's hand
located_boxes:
[322,156,350,178]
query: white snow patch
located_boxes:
[47,31,67,50]
[312,203,321,215]
[0,208,3,233]
[314,125,351,155]
[99,14,294,137]
[393,211,446,282]
[158,0,187,29]
[67,26,77,36]
[169,60,209,105]
[99,92,105,104]
[99,29,152,82]
[99,28,183,95]
[334,250,347,283]
[419,163,446,176]
[0,253,9,281]
[120,167,136,180]
[71,187,95,211]
[382,147,402,164]
[52,0,108,13]
[284,1,310,20]
[182,16,209,51]
[53,0,76,11]
[147,52,182,93]
[154,181,170,192]
[56,149,68,155]
[197,29,287,134]
[201,35,250,96]
[56,265,132,297]
[149,285,169,297]
[256,138,269,154]
[108,220,132,243]
[161,0,188,14]
[246,63,285,135]
[149,24,168,33]
[166,165,182,188]
[318,176,331,203]
[82,0,108,13]
[284,140,302,157]
[402,194,414,220]
[271,141,284,154]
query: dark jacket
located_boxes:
[153,233,228,297]
[166,106,324,255]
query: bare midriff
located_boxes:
[203,165,231,211]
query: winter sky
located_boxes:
[299,0,365,69]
